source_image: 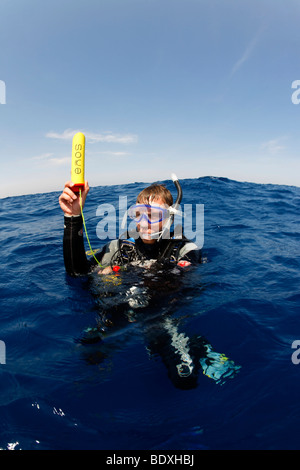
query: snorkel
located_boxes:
[171,173,183,209]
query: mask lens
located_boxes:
[128,204,169,224]
[148,207,164,223]
[128,205,146,222]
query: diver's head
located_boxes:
[126,177,182,244]
[135,184,173,244]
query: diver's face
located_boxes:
[136,197,168,244]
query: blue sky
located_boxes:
[1,0,300,197]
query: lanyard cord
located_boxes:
[79,189,103,268]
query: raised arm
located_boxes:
[59,181,90,276]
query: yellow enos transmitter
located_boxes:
[71,132,85,192]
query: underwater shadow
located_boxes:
[75,263,241,390]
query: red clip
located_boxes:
[113,265,121,272]
[177,260,191,267]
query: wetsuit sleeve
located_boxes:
[63,215,90,276]
[63,216,120,275]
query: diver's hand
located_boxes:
[59,180,90,216]
[97,266,113,275]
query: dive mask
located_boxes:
[128,204,170,225]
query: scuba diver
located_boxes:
[59,176,240,389]
[59,174,201,276]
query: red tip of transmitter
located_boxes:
[72,183,85,193]
[113,266,121,272]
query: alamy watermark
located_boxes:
[0,340,6,364]
[0,80,6,105]
[95,196,204,249]
[291,340,300,365]
[291,80,300,104]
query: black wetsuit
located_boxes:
[62,215,240,390]
[63,214,201,276]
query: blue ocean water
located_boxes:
[0,176,299,450]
